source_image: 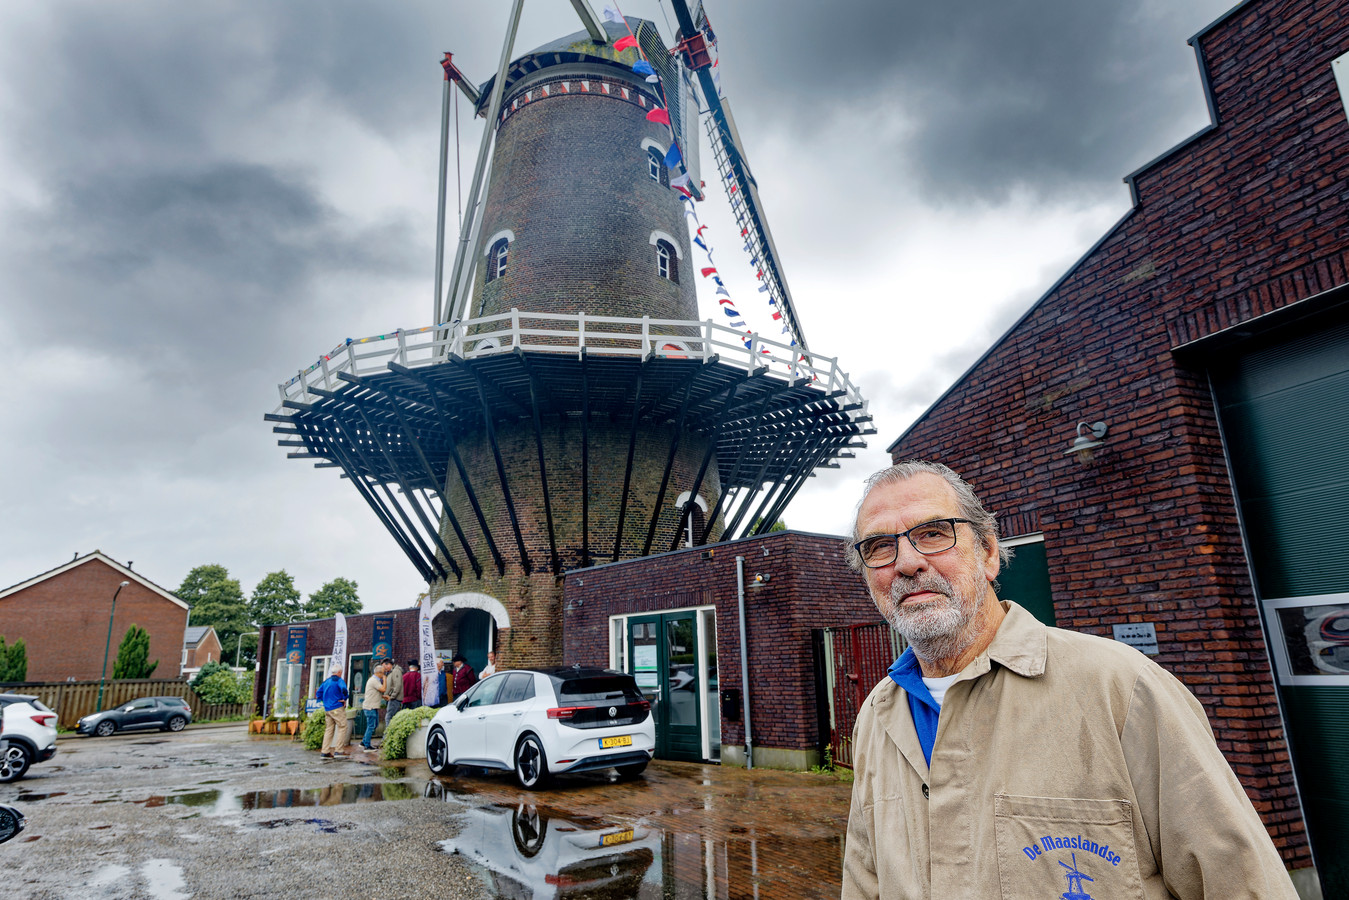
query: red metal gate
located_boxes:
[819,622,904,769]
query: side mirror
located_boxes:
[0,804,26,844]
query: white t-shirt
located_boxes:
[922,673,961,708]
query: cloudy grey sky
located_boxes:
[0,0,1236,611]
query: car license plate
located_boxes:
[600,734,632,749]
[602,829,635,847]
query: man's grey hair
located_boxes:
[844,460,1012,572]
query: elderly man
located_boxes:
[314,665,349,759]
[842,460,1296,900]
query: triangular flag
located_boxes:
[696,225,707,236]
[716,286,731,297]
[633,60,655,77]
[602,5,623,23]
[672,184,692,199]
[665,144,683,168]
[693,236,707,251]
[646,108,670,126]
[671,172,690,189]
[614,35,638,52]
[701,267,718,277]
[646,75,659,83]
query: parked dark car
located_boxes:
[76,697,193,736]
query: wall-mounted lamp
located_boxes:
[753,573,771,585]
[1065,421,1108,465]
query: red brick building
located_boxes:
[181,626,223,673]
[562,530,879,769]
[886,0,1347,894]
[0,552,189,683]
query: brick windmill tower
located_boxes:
[268,1,872,669]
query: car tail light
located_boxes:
[633,700,651,711]
[547,706,586,720]
[30,714,56,728]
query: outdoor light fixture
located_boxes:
[753,573,771,585]
[96,581,131,712]
[1065,421,1108,465]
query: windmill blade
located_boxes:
[666,0,811,359]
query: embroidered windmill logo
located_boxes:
[1058,853,1095,900]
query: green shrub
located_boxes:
[380,706,437,760]
[194,670,251,705]
[190,660,231,689]
[302,709,328,750]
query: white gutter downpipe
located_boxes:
[736,556,754,769]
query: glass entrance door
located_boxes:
[628,612,701,761]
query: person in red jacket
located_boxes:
[451,655,477,698]
[402,661,422,710]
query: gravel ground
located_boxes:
[0,724,853,899]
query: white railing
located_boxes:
[276,310,868,415]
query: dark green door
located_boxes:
[1211,307,1349,897]
[628,612,701,761]
[457,609,492,674]
[996,538,1056,626]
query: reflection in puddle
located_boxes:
[441,804,655,900]
[439,802,846,899]
[135,790,222,809]
[244,818,357,834]
[238,782,422,809]
[14,791,66,802]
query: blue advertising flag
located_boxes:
[372,616,394,662]
[285,627,307,665]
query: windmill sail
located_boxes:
[668,0,810,358]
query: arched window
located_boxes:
[676,492,709,547]
[486,237,509,283]
[656,239,678,283]
[647,147,669,186]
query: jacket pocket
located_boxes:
[994,793,1144,900]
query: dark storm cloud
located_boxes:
[715,0,1235,201]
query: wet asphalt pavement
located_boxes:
[0,725,852,899]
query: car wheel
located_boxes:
[426,726,453,776]
[166,716,187,733]
[0,744,31,783]
[615,760,648,780]
[514,734,550,790]
[95,720,116,738]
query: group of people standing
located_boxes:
[314,651,492,757]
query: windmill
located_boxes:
[267,1,873,666]
[1059,853,1096,900]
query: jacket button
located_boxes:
[922,784,929,798]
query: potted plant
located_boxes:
[381,706,438,760]
[248,717,265,734]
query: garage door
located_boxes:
[1211,305,1349,898]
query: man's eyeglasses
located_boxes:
[853,518,974,569]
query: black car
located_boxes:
[76,697,193,736]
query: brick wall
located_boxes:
[887,0,1349,866]
[0,557,187,682]
[561,531,880,753]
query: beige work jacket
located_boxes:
[842,601,1297,900]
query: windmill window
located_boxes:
[647,147,669,187]
[656,240,678,283]
[486,238,510,283]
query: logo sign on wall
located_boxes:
[285,627,307,665]
[372,616,394,662]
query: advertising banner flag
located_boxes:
[332,613,347,676]
[285,627,307,665]
[420,596,439,707]
[372,616,394,662]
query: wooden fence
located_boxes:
[1,679,253,729]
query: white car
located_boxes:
[425,667,655,789]
[0,693,59,783]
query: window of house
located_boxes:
[486,237,510,283]
[656,240,678,283]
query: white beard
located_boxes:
[877,571,982,663]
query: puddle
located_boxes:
[440,803,846,900]
[244,818,357,834]
[237,782,424,809]
[198,780,224,785]
[135,790,222,809]
[142,859,189,900]
[14,791,66,802]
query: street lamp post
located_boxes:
[96,581,131,712]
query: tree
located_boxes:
[0,636,28,683]
[112,625,158,679]
[249,570,303,627]
[177,564,252,666]
[304,577,362,619]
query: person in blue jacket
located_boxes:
[314,666,350,758]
